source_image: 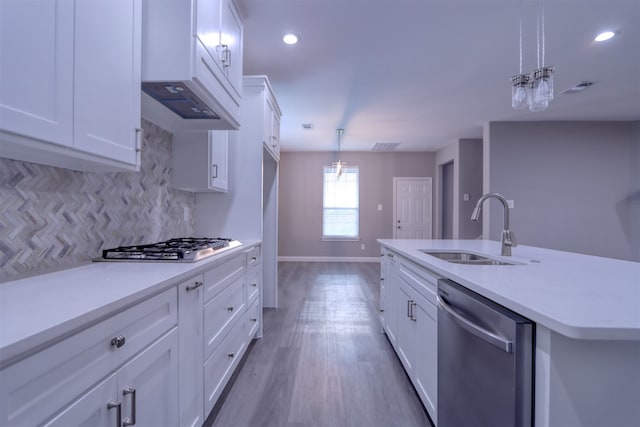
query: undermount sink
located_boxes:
[420,250,516,266]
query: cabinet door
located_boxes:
[178,277,205,427]
[396,281,416,374]
[117,328,179,427]
[384,253,398,344]
[0,0,73,146]
[220,0,243,98]
[195,0,223,72]
[263,95,280,160]
[209,131,229,192]
[44,375,118,427]
[414,296,438,423]
[74,0,141,166]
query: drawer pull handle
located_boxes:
[107,402,122,427]
[123,387,136,426]
[186,281,203,291]
[250,318,258,322]
[251,256,257,262]
[110,335,126,349]
[228,352,235,359]
[251,283,258,287]
[227,306,234,312]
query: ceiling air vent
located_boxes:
[302,123,314,129]
[560,81,595,95]
[371,143,401,152]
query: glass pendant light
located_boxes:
[511,74,529,109]
[510,0,554,112]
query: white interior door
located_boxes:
[393,178,432,239]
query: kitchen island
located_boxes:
[378,239,640,427]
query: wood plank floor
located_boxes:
[207,262,433,427]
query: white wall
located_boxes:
[484,121,638,261]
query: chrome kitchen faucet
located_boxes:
[471,193,517,256]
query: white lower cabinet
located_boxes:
[46,328,179,427]
[383,249,438,424]
[0,287,178,427]
[0,245,262,427]
[204,316,247,415]
[178,275,205,427]
[380,249,398,345]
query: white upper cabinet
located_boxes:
[0,0,142,172]
[171,131,229,192]
[73,0,142,166]
[243,76,282,161]
[141,0,243,132]
[0,0,74,148]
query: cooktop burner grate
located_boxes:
[100,237,237,262]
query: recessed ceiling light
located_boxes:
[594,31,615,42]
[283,33,300,45]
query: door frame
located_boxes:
[392,177,433,239]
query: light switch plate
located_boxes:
[378,204,382,211]
[507,200,515,208]
[463,193,470,201]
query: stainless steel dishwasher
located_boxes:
[437,279,533,427]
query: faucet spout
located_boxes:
[471,193,517,256]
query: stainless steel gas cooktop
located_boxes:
[96,237,241,262]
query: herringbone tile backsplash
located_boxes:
[0,119,196,282]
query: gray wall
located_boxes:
[435,139,483,239]
[0,119,196,281]
[484,121,639,261]
[458,139,483,239]
[278,151,436,259]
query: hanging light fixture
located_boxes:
[332,129,346,180]
[511,0,554,112]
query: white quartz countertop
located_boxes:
[0,240,260,366]
[378,239,640,341]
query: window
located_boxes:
[322,165,359,239]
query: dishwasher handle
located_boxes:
[437,295,513,353]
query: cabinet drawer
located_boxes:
[0,287,177,427]
[203,253,245,303]
[204,276,245,360]
[245,245,260,268]
[399,257,439,305]
[246,265,260,304]
[203,317,247,415]
[246,297,260,340]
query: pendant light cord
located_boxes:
[519,0,523,74]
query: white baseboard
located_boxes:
[278,256,380,263]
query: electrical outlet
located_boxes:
[463,193,470,201]
[378,204,382,211]
[507,200,515,209]
[361,243,366,250]
[183,206,190,221]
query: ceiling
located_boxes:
[237,0,640,152]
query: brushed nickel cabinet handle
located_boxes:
[186,281,203,291]
[250,318,257,322]
[107,402,121,427]
[123,387,136,426]
[227,306,234,312]
[228,352,235,359]
[135,128,144,152]
[251,283,258,287]
[110,335,126,349]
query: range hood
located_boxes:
[141,0,241,132]
[142,82,221,120]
